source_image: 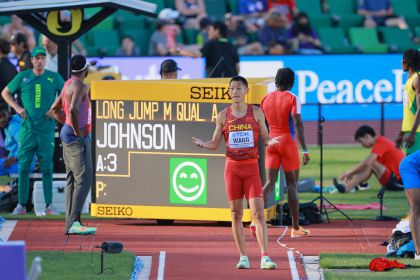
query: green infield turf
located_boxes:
[320,253,420,280]
[26,251,135,280]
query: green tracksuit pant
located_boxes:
[18,126,55,206]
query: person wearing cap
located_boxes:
[49,55,96,235]
[1,46,65,215]
[160,59,181,79]
[10,32,32,72]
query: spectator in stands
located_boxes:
[149,20,173,56]
[2,15,36,50]
[116,35,140,57]
[42,35,58,72]
[287,12,322,54]
[178,21,239,78]
[158,9,182,52]
[357,0,408,29]
[333,125,405,193]
[175,0,207,30]
[10,32,32,71]
[238,0,267,31]
[0,39,17,106]
[258,10,290,55]
[266,0,298,24]
[224,13,264,55]
[160,59,181,79]
[2,46,64,215]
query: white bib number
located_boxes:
[229,130,254,148]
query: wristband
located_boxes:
[302,150,309,154]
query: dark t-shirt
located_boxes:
[201,38,239,78]
[17,50,32,72]
[0,57,17,91]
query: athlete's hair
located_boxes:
[275,67,295,91]
[403,49,420,71]
[354,125,376,141]
[229,76,248,88]
[0,104,9,114]
[0,39,10,55]
[212,21,228,38]
[71,54,88,73]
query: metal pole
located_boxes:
[380,102,385,136]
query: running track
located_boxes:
[5,219,396,279]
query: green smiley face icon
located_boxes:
[170,158,207,204]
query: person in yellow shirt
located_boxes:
[396,49,420,154]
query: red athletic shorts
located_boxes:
[265,134,300,171]
[224,158,263,201]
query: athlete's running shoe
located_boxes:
[236,256,250,269]
[45,204,60,215]
[333,178,346,193]
[291,226,310,238]
[67,222,96,235]
[11,204,26,215]
[250,223,256,238]
[261,256,277,270]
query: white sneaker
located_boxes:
[261,256,277,270]
[236,256,250,269]
[45,204,60,215]
[11,204,27,215]
[415,254,420,260]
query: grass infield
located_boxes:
[26,251,135,280]
[320,253,420,280]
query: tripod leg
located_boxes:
[323,197,352,221]
[323,202,331,223]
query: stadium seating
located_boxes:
[326,0,364,31]
[318,27,357,53]
[296,0,332,29]
[204,0,228,20]
[379,27,415,53]
[391,0,420,31]
[349,27,388,53]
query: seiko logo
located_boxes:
[190,86,231,100]
[97,206,133,216]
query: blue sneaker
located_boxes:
[236,256,250,269]
[261,256,277,270]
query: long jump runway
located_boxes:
[6,219,396,279]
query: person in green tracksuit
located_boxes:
[1,46,64,215]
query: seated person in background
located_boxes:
[175,0,207,30]
[334,125,405,193]
[158,9,182,52]
[258,10,290,54]
[266,0,298,25]
[225,13,264,55]
[0,106,34,176]
[287,12,322,54]
[149,20,175,56]
[238,0,267,31]
[116,35,140,56]
[357,0,408,29]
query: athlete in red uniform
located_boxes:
[261,67,310,238]
[192,76,279,270]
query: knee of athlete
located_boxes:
[39,163,53,174]
[252,209,265,222]
[230,209,243,221]
[412,203,420,215]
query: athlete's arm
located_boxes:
[192,110,224,150]
[292,113,310,165]
[1,86,26,120]
[49,93,65,124]
[69,81,88,137]
[254,106,279,146]
[405,74,420,148]
[339,153,377,180]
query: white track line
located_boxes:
[157,251,166,280]
[136,256,152,280]
[0,220,17,241]
[288,250,299,280]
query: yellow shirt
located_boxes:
[402,73,420,132]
